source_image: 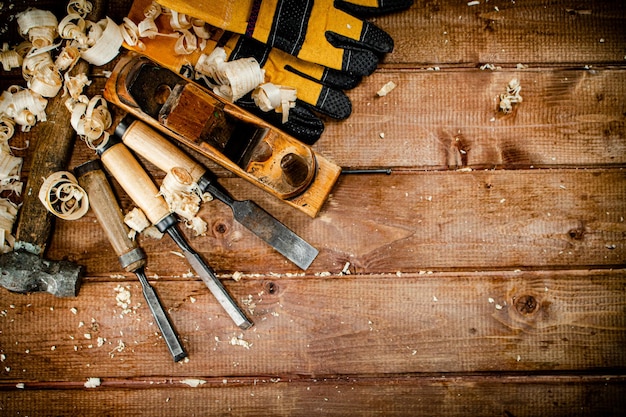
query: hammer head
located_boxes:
[0,251,83,297]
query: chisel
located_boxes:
[95,137,252,330]
[113,116,319,270]
[74,160,187,362]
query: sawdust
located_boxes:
[229,333,252,349]
[84,377,101,388]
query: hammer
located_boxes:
[0,0,108,297]
[0,75,84,297]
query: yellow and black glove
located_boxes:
[125,0,366,143]
[154,0,412,75]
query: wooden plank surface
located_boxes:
[43,169,626,274]
[1,376,625,417]
[1,270,625,380]
[1,0,625,415]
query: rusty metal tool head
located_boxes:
[0,70,86,298]
[0,0,110,298]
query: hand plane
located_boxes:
[104,52,341,217]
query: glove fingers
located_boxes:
[334,0,414,17]
[314,85,352,119]
[237,96,325,145]
[228,35,354,118]
[324,19,393,75]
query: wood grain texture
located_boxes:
[43,169,626,275]
[0,270,624,381]
[1,0,625,415]
[1,375,624,416]
[320,69,626,168]
[377,0,626,65]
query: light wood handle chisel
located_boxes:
[95,138,252,330]
[114,116,318,270]
[75,160,187,362]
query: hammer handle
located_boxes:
[118,118,206,183]
[99,141,171,225]
[76,161,145,272]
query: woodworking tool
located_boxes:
[0,0,110,298]
[75,159,187,362]
[96,136,252,330]
[114,116,319,270]
[104,52,341,218]
[0,65,90,298]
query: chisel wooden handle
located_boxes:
[74,160,145,272]
[97,139,171,226]
[115,116,206,183]
[74,159,187,362]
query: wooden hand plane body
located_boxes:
[104,52,340,217]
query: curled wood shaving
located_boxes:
[499,78,523,113]
[169,10,192,31]
[124,207,164,240]
[21,51,54,82]
[58,13,88,45]
[0,199,19,253]
[55,45,81,72]
[63,72,92,100]
[67,0,93,18]
[0,124,24,201]
[80,17,124,66]
[16,8,58,49]
[27,62,63,98]
[68,95,112,149]
[0,43,23,71]
[124,207,150,239]
[252,83,297,123]
[0,116,16,144]
[195,48,265,102]
[159,167,208,236]
[0,86,48,132]
[38,171,89,220]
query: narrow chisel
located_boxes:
[95,138,252,330]
[75,160,187,361]
[114,116,319,270]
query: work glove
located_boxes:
[153,0,413,75]
[123,0,362,143]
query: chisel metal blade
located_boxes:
[230,199,319,270]
[166,226,253,330]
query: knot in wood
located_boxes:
[515,295,538,315]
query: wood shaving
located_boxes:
[80,17,124,66]
[499,78,523,113]
[181,378,206,387]
[377,81,397,97]
[229,333,252,349]
[67,94,112,149]
[0,43,23,71]
[38,171,89,220]
[159,167,207,236]
[114,284,134,316]
[252,82,297,123]
[84,377,101,388]
[16,8,58,49]
[195,48,265,102]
